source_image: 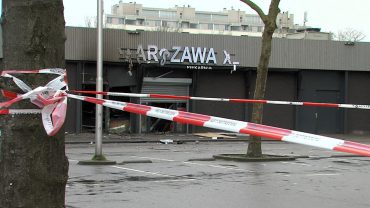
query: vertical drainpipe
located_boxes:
[344,71,349,134]
[76,62,83,134]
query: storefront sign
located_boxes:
[120,45,239,67]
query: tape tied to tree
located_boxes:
[0,69,68,136]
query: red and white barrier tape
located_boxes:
[67,93,370,157]
[0,69,68,136]
[2,70,370,157]
[1,68,67,76]
[72,90,370,110]
[0,109,41,114]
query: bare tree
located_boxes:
[0,0,68,207]
[85,16,94,28]
[336,28,366,42]
[240,0,281,157]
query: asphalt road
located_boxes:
[66,141,370,208]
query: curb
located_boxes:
[65,138,278,144]
[118,160,153,164]
[78,160,117,165]
[213,154,297,162]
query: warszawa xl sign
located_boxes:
[120,44,239,68]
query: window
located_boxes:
[155,20,161,27]
[181,22,189,28]
[162,21,168,27]
[146,20,155,26]
[125,19,136,25]
[119,18,125,24]
[214,24,225,31]
[106,17,113,24]
[231,26,241,31]
[208,23,213,30]
[246,16,263,25]
[142,9,159,18]
[199,23,208,30]
[137,19,144,25]
[160,11,177,19]
[190,23,198,29]
[167,21,178,28]
[196,13,212,21]
[251,26,258,32]
[212,14,228,22]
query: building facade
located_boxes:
[105,2,298,38]
[286,28,333,40]
[64,27,370,135]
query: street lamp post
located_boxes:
[79,0,115,165]
[95,0,104,158]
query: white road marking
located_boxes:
[111,165,173,177]
[183,161,252,172]
[70,154,250,182]
[130,156,253,172]
[154,179,197,183]
[129,155,251,172]
[130,156,176,162]
[111,165,197,182]
[306,173,340,177]
[281,161,312,166]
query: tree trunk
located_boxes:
[244,0,280,157]
[0,1,69,207]
[246,26,275,157]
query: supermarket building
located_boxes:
[42,27,370,135]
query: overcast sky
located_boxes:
[2,0,367,41]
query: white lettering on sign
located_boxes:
[223,50,231,64]
[147,45,158,61]
[192,47,206,64]
[186,65,213,70]
[159,48,170,66]
[181,47,192,63]
[171,46,181,63]
[137,45,146,61]
[206,48,217,64]
[121,44,240,68]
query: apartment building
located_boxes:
[105,1,297,37]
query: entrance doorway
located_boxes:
[138,77,192,134]
[80,84,107,132]
[141,103,187,133]
[108,86,131,134]
[315,90,342,134]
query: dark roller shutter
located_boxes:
[140,77,192,103]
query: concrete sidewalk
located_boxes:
[66,141,370,208]
[64,132,251,144]
[64,132,370,144]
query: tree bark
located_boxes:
[0,1,68,207]
[246,27,275,157]
[240,0,281,157]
